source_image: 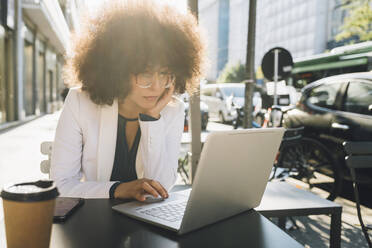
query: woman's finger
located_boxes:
[168,84,175,98]
[149,180,168,198]
[156,84,174,109]
[143,84,174,120]
[142,181,160,198]
[166,83,175,99]
[135,192,147,202]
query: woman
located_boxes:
[50,0,205,201]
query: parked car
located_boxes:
[182,94,209,132]
[283,72,372,199]
[201,83,263,123]
[200,84,238,123]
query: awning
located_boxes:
[292,57,368,74]
[22,0,70,53]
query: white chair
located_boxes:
[40,141,53,178]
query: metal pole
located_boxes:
[187,0,201,182]
[273,49,278,106]
[244,79,254,128]
[244,0,257,128]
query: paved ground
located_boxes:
[0,113,371,247]
[0,114,57,186]
[280,178,372,248]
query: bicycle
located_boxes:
[269,105,342,201]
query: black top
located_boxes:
[110,115,141,182]
[109,114,159,198]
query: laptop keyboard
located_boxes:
[139,201,187,222]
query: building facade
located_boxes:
[199,0,351,81]
[227,0,249,68]
[0,0,81,129]
[255,0,329,70]
[199,0,220,80]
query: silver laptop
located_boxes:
[112,128,285,235]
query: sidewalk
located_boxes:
[283,177,372,248]
[0,113,371,247]
[0,112,60,187]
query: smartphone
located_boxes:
[53,197,84,222]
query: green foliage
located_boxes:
[217,63,246,83]
[336,0,372,42]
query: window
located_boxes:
[307,82,341,109]
[344,81,372,116]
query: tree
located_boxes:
[336,0,372,42]
[217,63,246,83]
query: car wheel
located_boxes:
[278,137,342,200]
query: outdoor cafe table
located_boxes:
[256,182,342,248]
[0,198,303,248]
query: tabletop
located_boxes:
[256,182,342,248]
[256,182,342,215]
[0,195,304,248]
[48,198,303,248]
[0,185,307,248]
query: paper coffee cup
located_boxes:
[1,180,59,248]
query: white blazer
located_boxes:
[50,87,185,198]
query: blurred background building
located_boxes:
[199,0,359,81]
[0,0,83,129]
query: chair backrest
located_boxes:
[280,126,304,148]
[343,141,372,246]
[344,141,372,170]
[40,141,53,177]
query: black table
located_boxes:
[256,182,342,248]
[47,199,303,248]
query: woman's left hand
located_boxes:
[143,84,175,119]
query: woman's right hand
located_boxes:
[114,178,169,201]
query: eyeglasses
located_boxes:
[135,71,175,89]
